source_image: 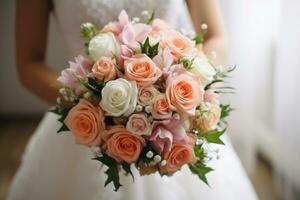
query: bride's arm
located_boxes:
[186,0,228,65]
[16,0,59,104]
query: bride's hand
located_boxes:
[16,0,59,104]
[186,0,228,65]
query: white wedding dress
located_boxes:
[7,0,258,199]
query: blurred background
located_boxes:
[1,0,300,199]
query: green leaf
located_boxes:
[180,58,194,70]
[144,11,155,24]
[139,37,159,58]
[78,77,105,98]
[94,152,122,191]
[193,32,205,44]
[121,163,134,181]
[49,107,71,133]
[204,79,223,90]
[220,104,234,120]
[202,129,226,145]
[189,163,213,185]
[57,123,69,133]
[194,144,206,161]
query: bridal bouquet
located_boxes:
[51,10,234,191]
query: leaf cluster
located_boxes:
[139,37,159,59]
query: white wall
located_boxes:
[0,0,68,115]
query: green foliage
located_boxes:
[139,37,159,58]
[189,162,213,185]
[121,163,134,181]
[193,32,205,44]
[144,10,155,24]
[48,107,70,133]
[194,144,206,162]
[220,104,234,120]
[202,129,226,145]
[94,152,122,191]
[180,58,194,70]
[78,76,106,98]
[80,22,96,39]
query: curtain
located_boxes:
[273,0,300,198]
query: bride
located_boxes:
[9,0,257,199]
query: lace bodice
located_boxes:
[53,0,193,57]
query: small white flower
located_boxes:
[173,113,181,120]
[135,105,143,112]
[83,92,92,99]
[63,95,69,101]
[59,88,66,95]
[146,151,154,158]
[141,10,150,16]
[161,160,167,166]
[145,106,152,113]
[91,146,102,157]
[153,155,162,162]
[132,17,140,23]
[88,32,120,61]
[201,23,208,30]
[196,139,204,145]
[195,110,201,116]
[69,96,75,102]
[56,97,61,105]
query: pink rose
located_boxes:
[126,113,152,136]
[57,55,92,89]
[124,54,162,86]
[149,120,187,155]
[161,30,196,59]
[151,95,172,119]
[102,125,146,163]
[64,99,105,147]
[92,57,117,81]
[166,73,204,116]
[160,139,196,173]
[137,85,159,106]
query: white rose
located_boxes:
[88,32,120,61]
[100,78,137,117]
[189,57,216,85]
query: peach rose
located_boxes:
[102,125,146,163]
[152,95,172,119]
[126,113,152,136]
[92,57,117,81]
[160,140,196,173]
[124,54,162,87]
[193,102,221,132]
[64,99,105,147]
[138,85,159,106]
[166,73,204,116]
[161,30,196,59]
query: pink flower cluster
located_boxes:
[57,10,222,175]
